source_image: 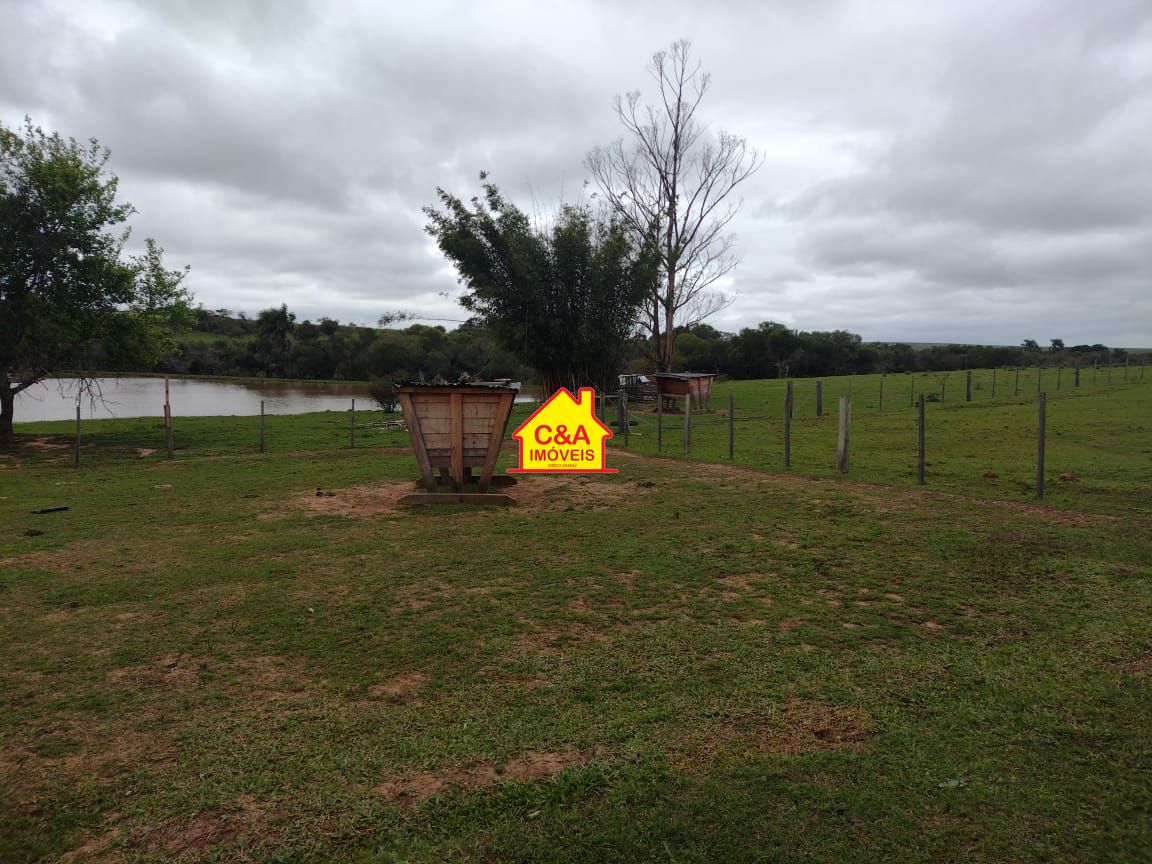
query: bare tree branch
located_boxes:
[585,40,762,370]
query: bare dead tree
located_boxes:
[586,40,762,371]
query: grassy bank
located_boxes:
[1,375,1150,862]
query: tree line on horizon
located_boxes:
[103,307,1139,387]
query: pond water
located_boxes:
[14,377,535,423]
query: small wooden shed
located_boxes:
[393,383,517,503]
[653,372,716,412]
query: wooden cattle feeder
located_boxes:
[393,383,518,505]
[653,372,716,412]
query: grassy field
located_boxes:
[1,373,1150,862]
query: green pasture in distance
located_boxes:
[1,371,1150,862]
[614,371,1151,518]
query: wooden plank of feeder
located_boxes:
[478,390,516,492]
[450,391,464,491]
[396,391,437,491]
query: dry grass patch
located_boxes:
[143,796,267,860]
[374,749,588,806]
[669,699,875,776]
[368,670,429,703]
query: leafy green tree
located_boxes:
[425,177,657,394]
[254,303,296,376]
[0,118,192,444]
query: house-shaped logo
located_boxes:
[508,387,616,474]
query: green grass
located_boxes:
[1,373,1150,862]
[615,371,1151,517]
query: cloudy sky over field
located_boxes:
[2,0,1150,345]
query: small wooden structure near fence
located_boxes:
[654,372,716,412]
[393,383,518,505]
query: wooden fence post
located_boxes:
[836,396,851,473]
[164,377,174,459]
[1107,362,1112,384]
[728,393,734,460]
[74,405,81,469]
[879,375,885,412]
[784,381,793,468]
[1037,366,1042,393]
[617,390,629,446]
[657,398,663,453]
[1037,392,1046,500]
[1124,357,1129,380]
[350,398,356,448]
[816,379,823,417]
[940,375,947,403]
[965,370,972,402]
[917,394,926,485]
[683,394,692,455]
[1057,365,1062,390]
[991,368,997,399]
[1075,362,1081,388]
[259,400,266,453]
[910,374,915,407]
[1014,367,1020,396]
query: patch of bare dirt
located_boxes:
[368,670,429,703]
[374,749,588,805]
[273,472,649,520]
[1121,652,1152,676]
[501,748,585,781]
[292,480,419,518]
[107,653,201,689]
[58,822,123,863]
[24,436,71,450]
[145,797,264,858]
[669,699,875,775]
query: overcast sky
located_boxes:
[3,0,1150,346]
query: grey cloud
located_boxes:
[2,0,1150,345]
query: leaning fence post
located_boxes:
[784,381,793,468]
[836,396,851,473]
[917,394,925,485]
[74,404,81,469]
[728,392,734,460]
[1037,392,1047,500]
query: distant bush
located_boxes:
[368,379,399,412]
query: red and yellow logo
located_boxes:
[508,387,616,474]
